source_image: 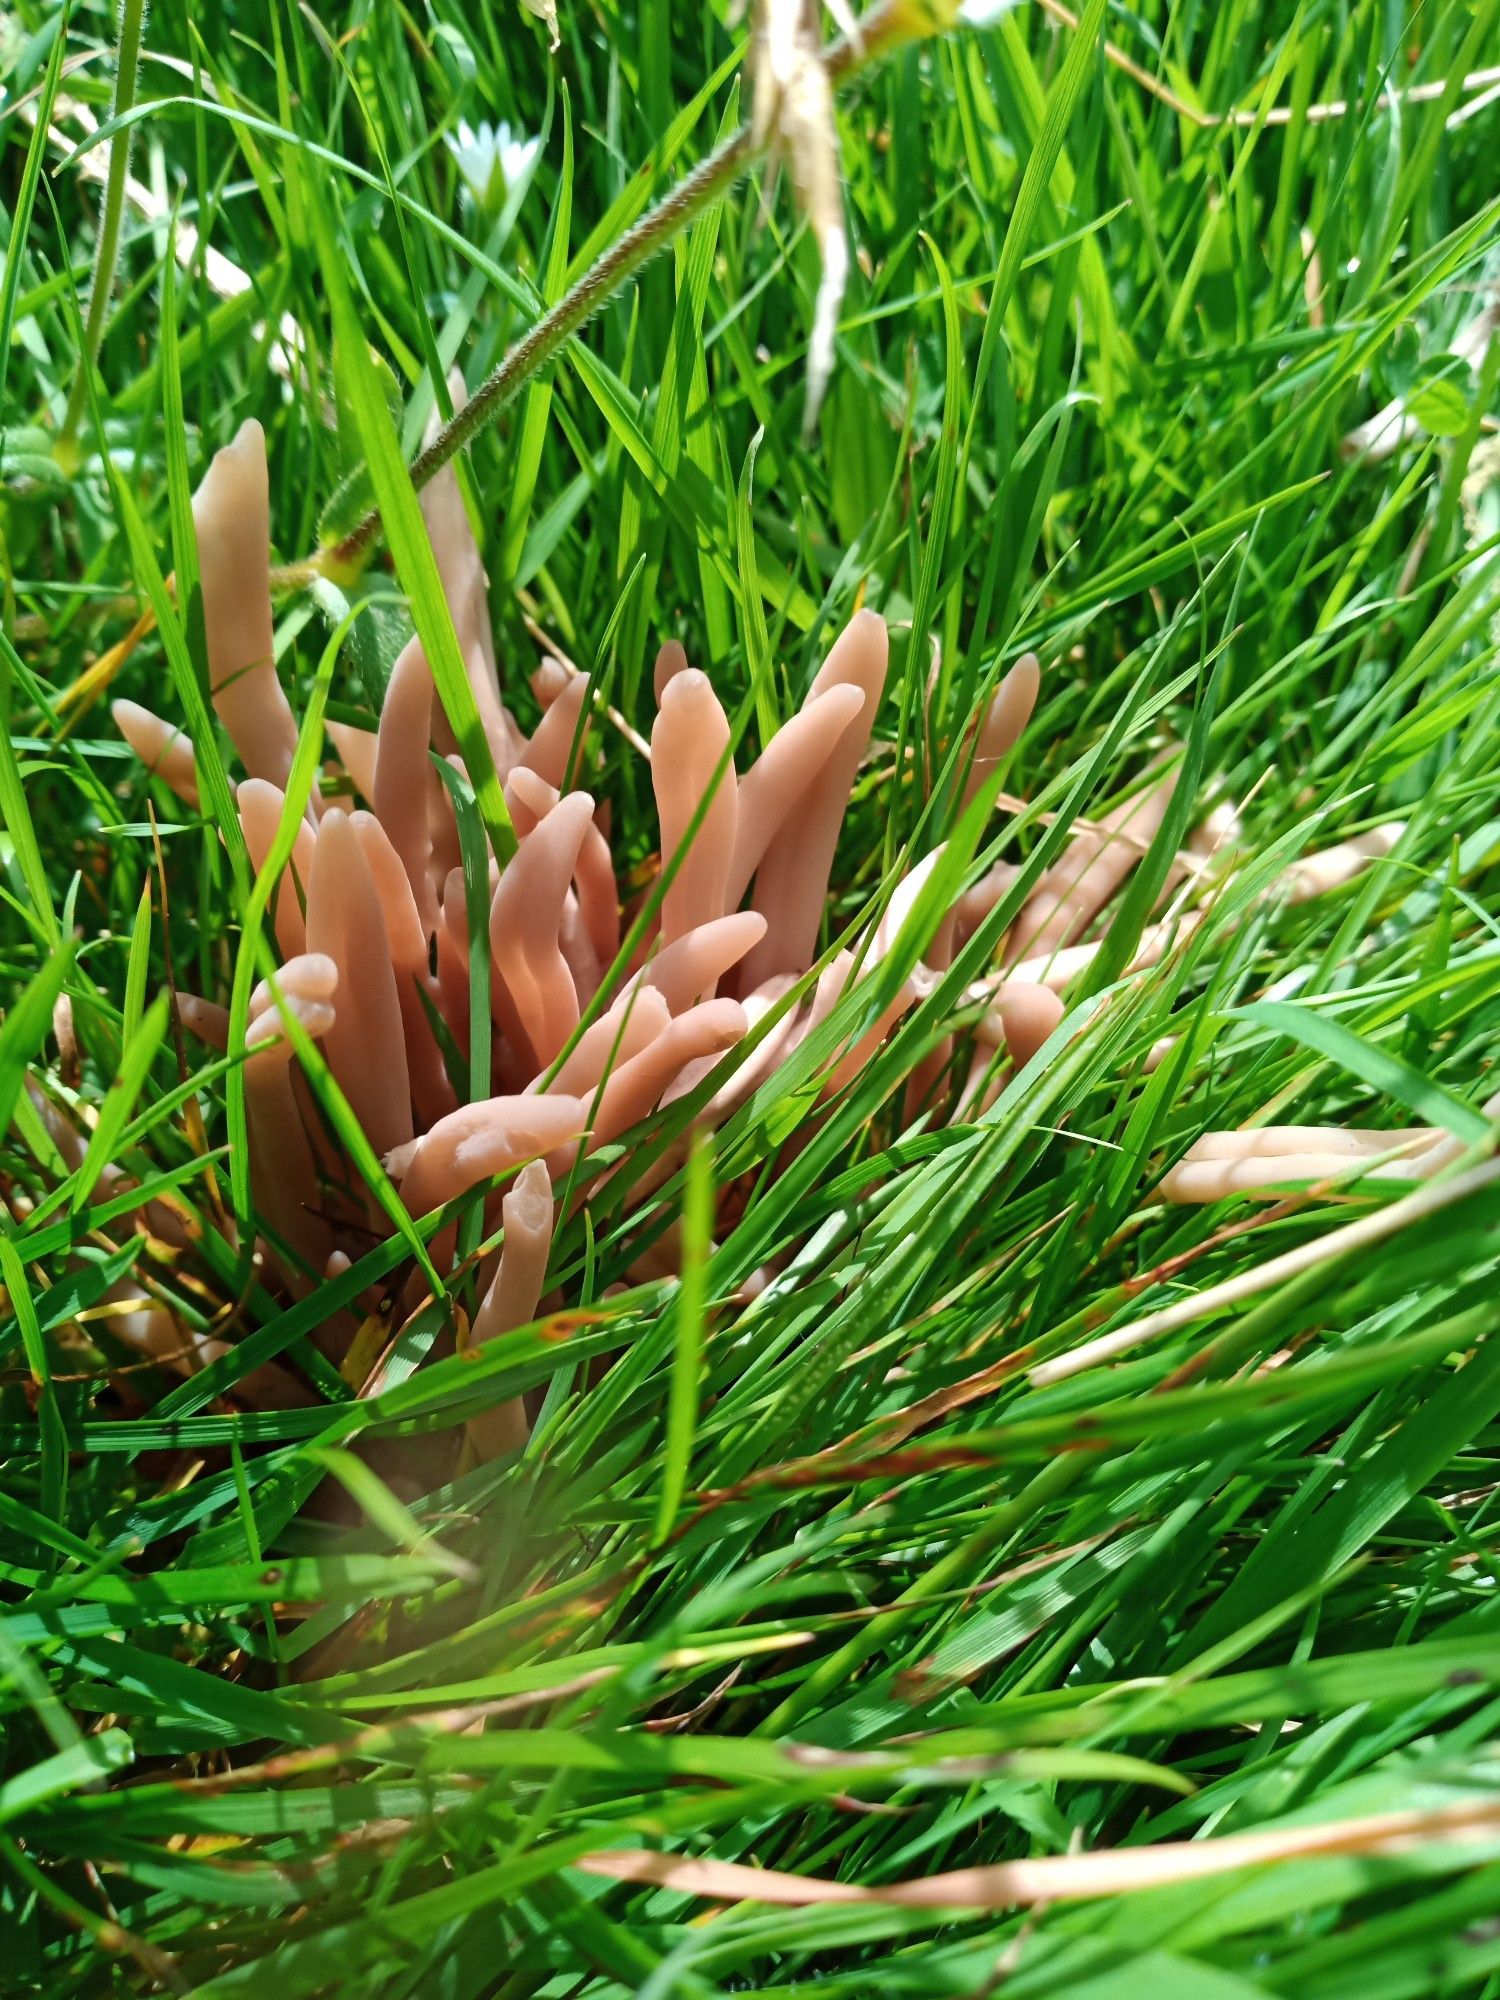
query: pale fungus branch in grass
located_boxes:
[651,670,738,947]
[521,673,592,791]
[194,420,302,800]
[546,988,672,1098]
[1280,821,1405,902]
[959,652,1041,814]
[393,1094,590,1223]
[177,994,230,1052]
[742,607,888,988]
[1158,1094,1500,1205]
[725,684,867,914]
[636,914,770,1015]
[1003,765,1179,967]
[237,778,317,960]
[462,1159,556,1460]
[472,1160,556,1344]
[110,699,201,811]
[305,810,415,1161]
[110,417,1437,1453]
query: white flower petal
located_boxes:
[959,0,1027,23]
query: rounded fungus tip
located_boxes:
[994,984,1065,1072]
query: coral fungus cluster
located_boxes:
[106,418,1424,1437]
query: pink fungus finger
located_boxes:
[327,722,379,804]
[726,683,866,910]
[346,817,456,1128]
[822,977,920,1098]
[238,778,316,961]
[1187,798,1242,862]
[653,640,690,704]
[464,1160,556,1459]
[573,827,620,973]
[349,812,429,974]
[504,764,555,837]
[638,912,768,1014]
[113,700,202,810]
[545,988,672,1097]
[374,636,440,938]
[441,867,472,948]
[305,810,414,1158]
[521,676,590,792]
[435,878,473,1048]
[959,653,1040,813]
[1006,914,1201,995]
[1281,823,1405,903]
[1184,1125,1430,1163]
[559,894,602,1008]
[951,1046,1003,1122]
[249,955,338,1015]
[651,669,737,947]
[1004,939,1098,990]
[680,974,804,1121]
[990,984,1064,1072]
[1158,1151,1427,1203]
[243,1063,333,1283]
[490,792,597,1069]
[429,761,464,889]
[591,1000,748,1144]
[398,1094,587,1216]
[532,657,570,709]
[193,420,301,798]
[743,610,888,988]
[870,852,959,1115]
[507,766,619,971]
[419,377,526,776]
[870,848,950,968]
[954,860,1020,948]
[245,995,336,1067]
[1006,768,1178,968]
[179,995,230,1051]
[470,1160,554,1351]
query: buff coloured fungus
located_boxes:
[103,416,1446,1452]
